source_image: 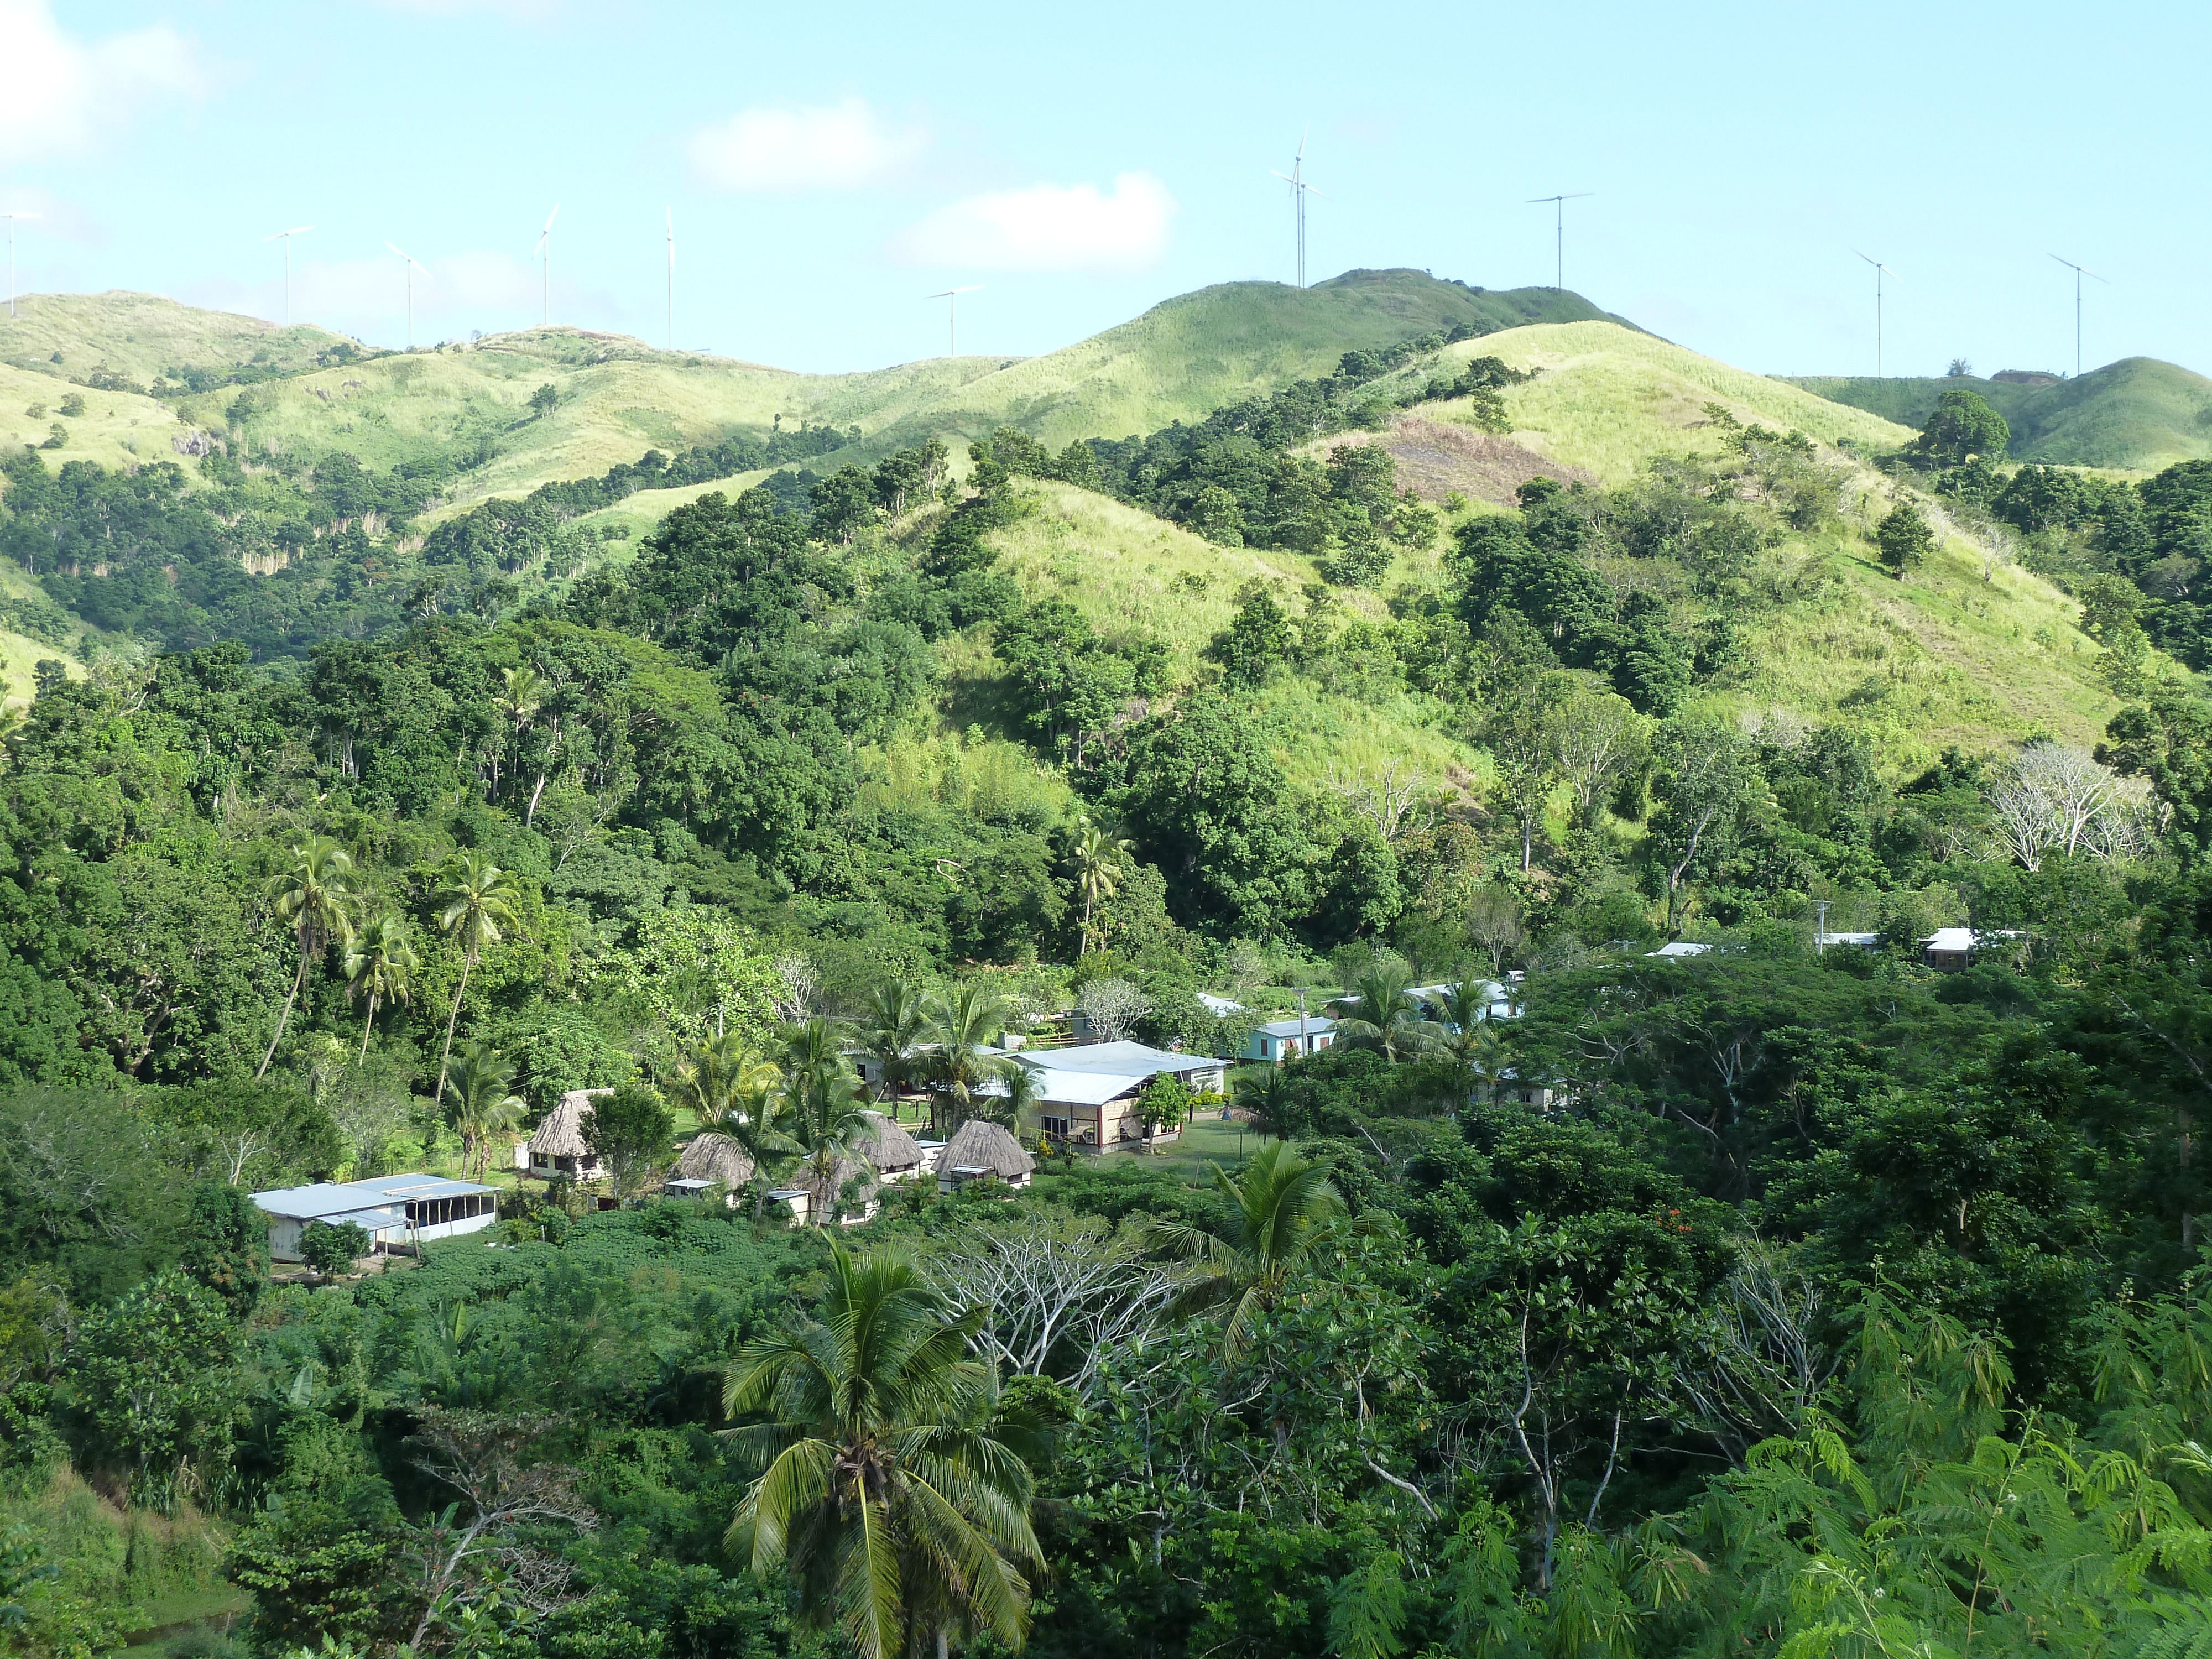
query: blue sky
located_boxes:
[3,0,2206,382]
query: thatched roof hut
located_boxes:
[857,1111,925,1178]
[671,1131,756,1189]
[937,1120,1035,1190]
[526,1088,611,1175]
[799,1153,880,1224]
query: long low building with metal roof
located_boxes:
[252,1173,500,1260]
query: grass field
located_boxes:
[1786,357,2212,472]
[0,359,194,472]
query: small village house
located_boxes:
[1241,1016,1337,1063]
[520,1088,612,1181]
[857,1111,928,1182]
[1003,1040,1226,1151]
[252,1174,499,1260]
[937,1120,1036,1193]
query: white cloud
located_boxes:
[689,97,924,194]
[890,173,1178,273]
[0,0,215,165]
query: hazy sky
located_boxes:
[3,0,2205,382]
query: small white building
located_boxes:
[1243,1016,1338,1063]
[253,1174,499,1260]
[1005,1041,1227,1150]
[1923,927,2025,971]
[1646,942,1714,960]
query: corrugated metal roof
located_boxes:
[1025,1069,1146,1106]
[251,1173,495,1223]
[1020,1041,1222,1078]
[1254,1016,1338,1039]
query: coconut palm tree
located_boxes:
[922,984,1014,1136]
[432,852,525,1105]
[1067,817,1131,955]
[857,978,931,1108]
[988,1059,1041,1134]
[781,1018,872,1227]
[672,1031,792,1219]
[1331,958,1433,1064]
[343,911,419,1064]
[722,1243,1043,1659]
[258,836,357,1078]
[1155,1140,1345,1361]
[441,1040,526,1180]
[1425,978,1506,1105]
[491,664,544,801]
[1230,1064,1299,1140]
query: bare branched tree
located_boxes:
[403,1410,598,1648]
[1986,739,2131,872]
[925,1212,1185,1397]
[1677,1239,1838,1465]
[1077,977,1150,1042]
[770,952,820,1024]
[1326,761,1433,841]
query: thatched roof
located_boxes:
[857,1110,924,1174]
[529,1088,612,1159]
[672,1131,755,1188]
[940,1119,1035,1179]
[802,1154,879,1217]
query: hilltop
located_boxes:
[1785,356,2212,471]
[1,274,1626,514]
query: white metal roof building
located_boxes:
[252,1174,499,1260]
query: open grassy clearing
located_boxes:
[0,361,191,472]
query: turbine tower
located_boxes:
[263,225,314,327]
[535,203,560,328]
[927,286,980,357]
[1526,194,1593,293]
[384,242,429,351]
[1271,131,1323,288]
[665,208,675,352]
[2049,254,2107,379]
[2,211,38,319]
[1855,251,1897,378]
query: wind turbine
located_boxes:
[2044,253,2097,380]
[927,286,980,357]
[2,211,38,319]
[665,207,675,352]
[384,242,429,350]
[263,225,314,327]
[1526,194,1593,293]
[1271,131,1323,288]
[534,203,560,327]
[1854,251,1897,378]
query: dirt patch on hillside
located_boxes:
[1330,416,1594,505]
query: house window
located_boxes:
[1042,1115,1070,1139]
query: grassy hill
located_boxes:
[3,275,1627,517]
[963,322,2121,773]
[1784,357,2212,471]
[0,290,350,389]
[0,359,191,471]
[1360,320,1912,493]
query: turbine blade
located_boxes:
[544,203,561,233]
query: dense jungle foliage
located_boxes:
[11,362,2212,1659]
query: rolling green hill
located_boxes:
[915,320,2118,780]
[0,289,351,389]
[1785,357,2212,471]
[3,274,1629,517]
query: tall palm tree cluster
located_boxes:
[853,979,1033,1139]
[252,835,529,1172]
